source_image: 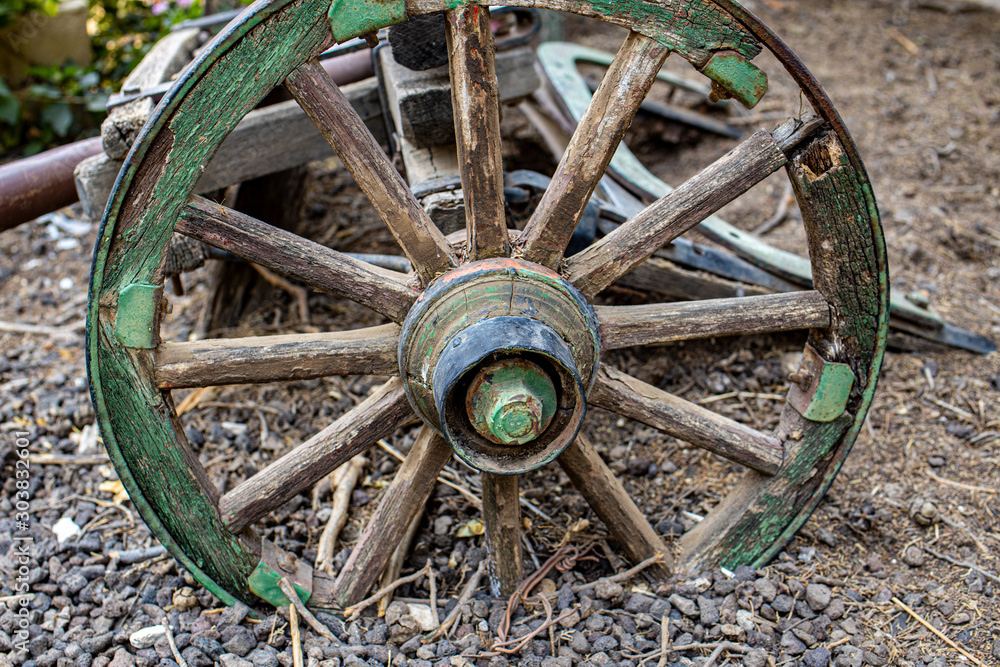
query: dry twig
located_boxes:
[891,597,983,666]
[345,565,430,621]
[316,455,367,573]
[289,603,304,667]
[277,577,339,643]
[424,560,486,643]
[163,621,188,667]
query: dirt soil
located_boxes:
[1,0,999,665]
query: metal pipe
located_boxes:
[0,137,104,232]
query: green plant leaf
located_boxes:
[41,102,73,137]
[0,94,19,125]
[85,91,109,112]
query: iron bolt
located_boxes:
[789,369,813,389]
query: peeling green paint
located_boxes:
[700,50,767,109]
[328,0,406,43]
[248,562,311,607]
[115,283,160,348]
[797,359,855,423]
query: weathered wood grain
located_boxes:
[76,78,383,222]
[286,59,457,284]
[590,365,783,475]
[558,433,670,577]
[333,427,452,606]
[219,378,412,533]
[446,6,509,260]
[516,32,667,267]
[155,323,399,388]
[481,473,522,597]
[101,28,203,160]
[177,196,417,323]
[597,291,830,350]
[564,130,787,298]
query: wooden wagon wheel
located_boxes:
[87,0,888,608]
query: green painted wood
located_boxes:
[115,283,161,348]
[248,562,311,607]
[88,0,336,606]
[699,50,767,109]
[411,0,761,68]
[678,129,888,573]
[329,0,406,42]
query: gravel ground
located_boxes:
[3,0,1000,666]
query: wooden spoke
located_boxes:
[446,6,509,260]
[481,473,522,597]
[285,59,458,284]
[515,33,668,267]
[590,365,783,475]
[219,378,412,533]
[155,324,399,389]
[178,196,417,323]
[558,433,670,576]
[564,129,790,298]
[333,427,452,606]
[597,291,831,350]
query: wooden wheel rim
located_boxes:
[88,0,888,608]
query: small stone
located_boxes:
[743,648,768,667]
[129,627,166,650]
[902,546,925,567]
[865,554,883,572]
[190,636,224,660]
[667,594,697,617]
[247,649,280,667]
[780,631,807,655]
[803,646,831,667]
[594,579,623,601]
[407,604,437,632]
[826,599,845,620]
[754,579,777,603]
[835,645,863,667]
[697,597,719,625]
[219,656,253,667]
[624,594,652,614]
[805,584,832,612]
[736,609,755,633]
[569,632,590,654]
[108,649,135,667]
[221,628,255,657]
[172,588,198,611]
[772,594,794,614]
[948,612,971,625]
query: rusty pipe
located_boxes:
[0,49,375,233]
[0,137,104,233]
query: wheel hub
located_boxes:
[399,259,600,474]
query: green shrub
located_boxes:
[0,0,203,154]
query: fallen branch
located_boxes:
[289,602,304,667]
[277,577,339,643]
[924,469,998,494]
[316,455,367,573]
[0,319,84,337]
[163,621,189,667]
[424,560,486,643]
[570,553,664,594]
[921,545,1000,585]
[891,597,983,666]
[345,565,430,621]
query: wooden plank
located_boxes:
[616,256,770,301]
[589,364,783,475]
[481,473,522,597]
[176,196,418,323]
[75,79,384,222]
[446,6,509,260]
[286,59,458,284]
[515,33,667,267]
[101,28,203,160]
[219,378,412,533]
[155,323,399,389]
[564,130,787,298]
[558,433,670,577]
[597,291,830,350]
[333,427,452,606]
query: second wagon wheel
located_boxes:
[87,0,887,608]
